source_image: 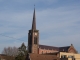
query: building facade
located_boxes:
[60,52,80,60]
[28,8,77,55]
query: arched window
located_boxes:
[34,37,37,44]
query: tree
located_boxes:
[2,46,18,57]
[18,43,27,56]
[15,43,27,60]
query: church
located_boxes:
[26,8,78,60]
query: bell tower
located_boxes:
[28,7,39,54]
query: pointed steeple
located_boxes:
[32,5,36,30]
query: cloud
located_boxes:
[37,6,80,33]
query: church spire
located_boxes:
[28,6,39,54]
[32,5,36,30]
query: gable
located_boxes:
[68,44,77,53]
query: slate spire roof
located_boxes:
[32,6,36,30]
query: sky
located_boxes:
[0,0,80,53]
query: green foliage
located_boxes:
[15,43,27,60]
[15,55,25,60]
[18,43,27,56]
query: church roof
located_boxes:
[59,46,70,52]
[39,45,70,52]
[39,45,59,50]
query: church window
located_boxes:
[34,37,37,44]
[29,36,32,44]
[30,33,31,35]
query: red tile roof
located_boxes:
[26,53,59,60]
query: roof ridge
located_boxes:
[39,44,58,48]
[58,46,70,48]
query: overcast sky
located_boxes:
[0,0,80,53]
